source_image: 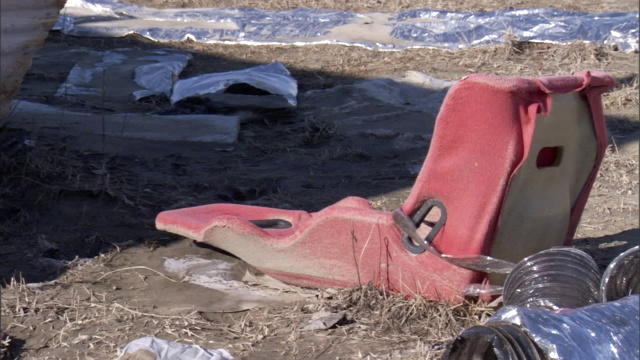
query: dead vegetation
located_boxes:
[1,264,493,359]
[242,115,337,155]
[0,334,11,360]
[0,135,154,234]
[604,75,639,110]
[597,147,640,196]
[575,147,639,242]
[2,271,221,359]
[1,1,638,358]
[43,30,638,94]
[0,134,487,359]
[324,285,493,338]
[174,40,638,95]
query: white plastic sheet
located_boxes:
[119,337,233,360]
[54,0,639,52]
[54,48,191,101]
[133,53,192,100]
[171,62,298,109]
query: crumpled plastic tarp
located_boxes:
[54,48,192,101]
[133,53,192,100]
[119,337,233,360]
[490,295,640,360]
[171,62,298,109]
[50,47,296,110]
[54,0,639,52]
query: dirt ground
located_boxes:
[1,0,639,359]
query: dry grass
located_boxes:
[0,137,153,233]
[595,147,639,197]
[173,41,638,94]
[45,31,638,94]
[577,147,640,237]
[3,2,638,357]
[0,333,10,360]
[0,262,233,359]
[0,137,77,232]
[325,285,493,337]
[317,146,371,163]
[0,264,493,359]
[604,75,639,109]
[242,116,337,156]
[299,116,337,145]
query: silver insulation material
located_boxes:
[391,9,639,51]
[600,246,640,302]
[502,247,602,310]
[491,295,640,360]
[54,0,639,52]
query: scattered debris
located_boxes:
[54,48,192,104]
[445,295,640,360]
[171,62,298,110]
[300,311,347,331]
[7,101,240,148]
[133,53,193,100]
[0,333,11,360]
[445,247,640,360]
[163,254,311,312]
[298,71,449,143]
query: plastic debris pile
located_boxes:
[443,246,640,360]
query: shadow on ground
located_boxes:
[0,30,637,290]
[0,31,446,285]
[575,228,640,270]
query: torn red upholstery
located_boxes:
[156,71,615,302]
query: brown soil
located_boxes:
[1,1,638,359]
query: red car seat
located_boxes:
[156,71,614,302]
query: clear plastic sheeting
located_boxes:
[133,53,192,100]
[171,62,298,109]
[53,0,639,52]
[463,283,504,297]
[54,48,191,102]
[443,321,545,360]
[448,248,640,359]
[490,295,640,360]
[119,337,233,360]
[600,245,640,302]
[502,247,602,310]
[55,50,128,97]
